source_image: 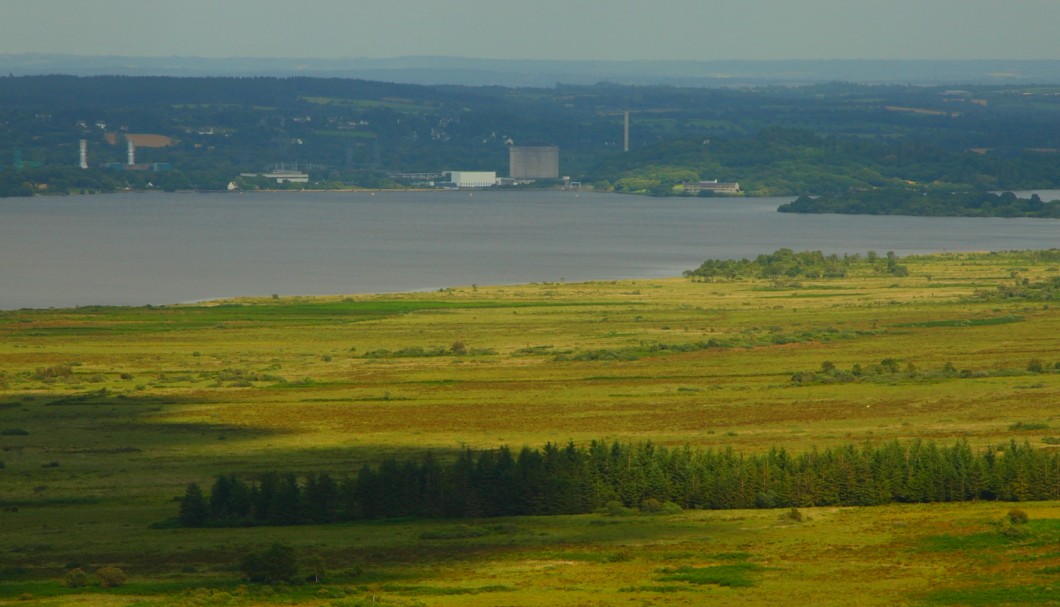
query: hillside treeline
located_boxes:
[778,190,1060,218]
[4,76,1060,198]
[590,132,1060,196]
[177,439,1060,527]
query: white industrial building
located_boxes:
[445,171,497,188]
[239,170,309,183]
[683,180,741,195]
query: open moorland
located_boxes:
[1,250,1059,606]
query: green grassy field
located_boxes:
[1,250,1058,606]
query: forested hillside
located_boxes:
[1,75,1059,196]
[588,130,1060,196]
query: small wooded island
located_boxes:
[778,190,1060,218]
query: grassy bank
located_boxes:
[1,250,1058,605]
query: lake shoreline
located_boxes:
[4,190,1058,310]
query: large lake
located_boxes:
[1,190,1057,310]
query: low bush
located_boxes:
[657,563,763,588]
[1010,421,1050,431]
[240,544,297,584]
[604,500,636,517]
[95,567,127,588]
[1007,509,1029,525]
[61,568,88,588]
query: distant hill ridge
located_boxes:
[4,54,1060,87]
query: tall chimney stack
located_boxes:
[127,138,135,165]
[79,139,88,169]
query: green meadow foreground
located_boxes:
[1,250,1058,606]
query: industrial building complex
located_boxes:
[509,145,559,179]
[682,180,741,195]
[445,171,497,188]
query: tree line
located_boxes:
[778,190,1060,218]
[177,439,1060,527]
[589,131,1060,197]
[4,76,1060,197]
[683,248,908,282]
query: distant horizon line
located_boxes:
[5,54,1057,87]
[3,53,1058,63]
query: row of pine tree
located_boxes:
[178,439,1060,527]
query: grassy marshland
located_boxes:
[1,250,1058,606]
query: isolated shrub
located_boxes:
[784,507,804,522]
[660,501,684,515]
[240,544,297,584]
[641,498,664,514]
[1007,509,1029,525]
[95,567,127,588]
[61,568,89,588]
[999,522,1029,538]
[1027,359,1045,373]
[605,500,635,517]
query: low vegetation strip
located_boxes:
[974,275,1060,301]
[555,326,875,362]
[174,439,1060,527]
[778,190,1060,218]
[684,248,909,282]
[655,562,765,588]
[789,356,1057,386]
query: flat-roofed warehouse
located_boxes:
[509,145,559,179]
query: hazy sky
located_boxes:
[2,0,1058,61]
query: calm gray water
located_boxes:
[1,190,1057,309]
